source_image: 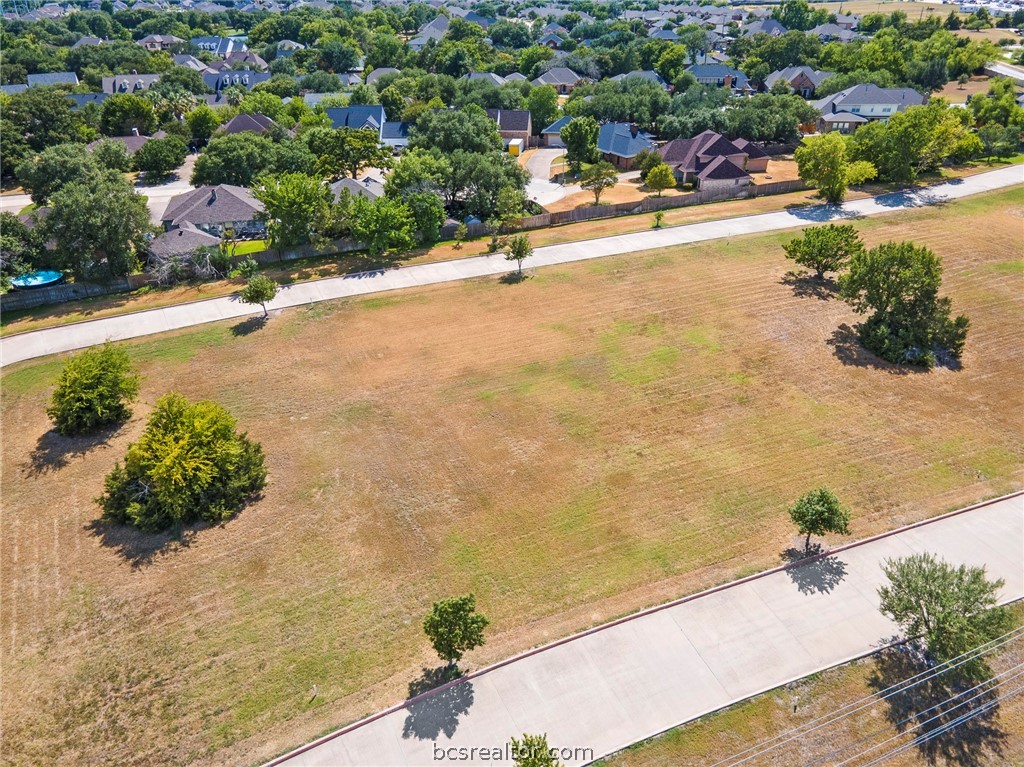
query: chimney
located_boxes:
[210,188,217,202]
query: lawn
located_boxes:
[600,607,1024,767]
[1,187,1022,767]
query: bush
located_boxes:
[98,393,267,532]
[47,344,140,436]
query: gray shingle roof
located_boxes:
[26,72,79,87]
[149,221,221,257]
[597,122,654,159]
[162,185,263,228]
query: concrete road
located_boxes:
[524,147,578,207]
[2,165,1021,368]
[268,494,1023,766]
[0,192,32,214]
[985,61,1024,85]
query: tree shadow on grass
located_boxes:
[230,315,268,336]
[782,544,848,595]
[402,665,475,741]
[499,271,529,285]
[868,643,1008,767]
[23,425,120,477]
[780,271,838,301]
[826,324,929,376]
[84,518,200,569]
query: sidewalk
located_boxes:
[2,165,1021,367]
[268,493,1024,766]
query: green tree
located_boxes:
[134,136,188,179]
[560,115,598,175]
[783,224,864,279]
[238,90,285,120]
[645,163,676,197]
[0,212,43,285]
[92,139,133,172]
[252,172,330,250]
[192,133,277,187]
[580,161,618,205]
[634,149,662,183]
[788,487,851,553]
[879,553,1013,681]
[1,87,90,177]
[510,733,562,767]
[350,196,416,258]
[186,104,220,146]
[101,93,157,137]
[979,123,1021,161]
[795,132,877,204]
[306,126,392,181]
[505,233,533,276]
[839,241,969,367]
[43,171,150,280]
[423,593,489,666]
[98,393,267,532]
[403,190,446,244]
[16,142,103,206]
[47,344,140,436]
[410,106,502,154]
[526,85,559,136]
[239,274,279,317]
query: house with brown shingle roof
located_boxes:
[216,113,277,135]
[161,185,265,237]
[658,130,769,191]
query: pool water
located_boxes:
[10,270,64,289]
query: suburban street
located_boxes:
[2,165,1020,368]
[268,493,1024,766]
[523,147,579,207]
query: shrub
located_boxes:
[47,344,140,436]
[98,393,267,532]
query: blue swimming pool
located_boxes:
[10,270,64,289]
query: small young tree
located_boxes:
[47,343,141,436]
[453,222,468,250]
[645,163,677,197]
[788,487,851,553]
[879,553,1013,681]
[99,393,267,532]
[510,733,562,767]
[505,234,533,276]
[580,162,619,205]
[423,593,489,667]
[957,73,969,89]
[653,211,665,229]
[783,224,864,279]
[239,274,278,317]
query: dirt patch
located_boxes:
[2,188,1022,767]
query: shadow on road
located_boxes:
[402,666,475,741]
[868,643,1008,767]
[782,545,848,595]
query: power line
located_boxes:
[708,624,1024,767]
[857,682,1024,767]
[830,666,1024,767]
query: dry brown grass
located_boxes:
[936,75,994,105]
[544,178,688,213]
[808,0,945,18]
[1,187,1022,767]
[602,606,1024,767]
[750,159,802,185]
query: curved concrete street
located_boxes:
[2,165,1021,367]
[267,493,1023,766]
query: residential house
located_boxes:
[330,176,385,202]
[409,16,448,51]
[276,39,305,58]
[71,36,105,48]
[381,120,411,149]
[325,105,409,149]
[812,84,927,133]
[597,122,655,169]
[69,93,109,109]
[504,72,527,83]
[26,72,79,88]
[808,23,858,43]
[763,66,835,97]
[172,54,215,73]
[465,71,507,87]
[137,34,184,51]
[203,70,272,92]
[88,130,160,155]
[191,36,245,57]
[610,70,669,90]
[0,84,28,96]
[657,130,769,191]
[161,185,265,237]
[531,66,584,94]
[216,113,277,135]
[541,115,572,147]
[366,67,400,86]
[486,109,532,145]
[743,18,787,36]
[538,33,564,49]
[102,73,162,94]
[649,28,680,42]
[685,64,751,93]
[149,221,221,258]
[219,51,269,71]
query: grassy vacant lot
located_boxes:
[601,607,1024,767]
[1,187,1022,766]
